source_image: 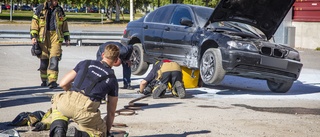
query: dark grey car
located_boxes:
[121,0,303,93]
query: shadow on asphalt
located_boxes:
[142,102,182,110]
[117,77,143,89]
[139,130,211,137]
[232,104,320,115]
[0,86,62,108]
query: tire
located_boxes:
[131,43,149,75]
[267,80,293,93]
[200,48,226,85]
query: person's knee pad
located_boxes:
[49,57,59,71]
[39,59,49,70]
[49,120,68,137]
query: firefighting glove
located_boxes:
[32,122,47,131]
[31,43,42,57]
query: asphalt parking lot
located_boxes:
[1,23,320,136]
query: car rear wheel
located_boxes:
[131,43,149,75]
[200,48,225,85]
[267,80,293,93]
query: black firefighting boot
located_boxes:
[49,120,68,137]
[66,126,90,137]
[41,81,47,87]
[48,81,58,89]
[174,81,186,99]
[152,83,167,99]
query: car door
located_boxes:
[161,6,196,63]
[142,5,175,57]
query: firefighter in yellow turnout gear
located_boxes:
[50,44,121,137]
[138,59,186,99]
[30,0,70,88]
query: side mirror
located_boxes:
[180,18,193,27]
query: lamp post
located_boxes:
[101,8,105,24]
[130,0,133,21]
[10,0,13,21]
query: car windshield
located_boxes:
[206,21,265,39]
[193,6,266,39]
[224,22,266,39]
[193,6,213,27]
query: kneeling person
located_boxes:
[50,44,121,137]
[138,60,186,99]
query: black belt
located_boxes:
[75,90,101,102]
[89,97,101,102]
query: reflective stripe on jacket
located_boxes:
[30,2,70,43]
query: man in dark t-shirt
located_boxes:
[50,44,121,137]
[97,41,134,90]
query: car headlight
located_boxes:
[227,41,258,52]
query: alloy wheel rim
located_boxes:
[201,53,215,82]
[132,49,140,71]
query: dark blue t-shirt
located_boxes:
[96,41,133,61]
[70,60,119,100]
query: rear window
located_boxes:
[145,5,175,24]
[145,10,157,22]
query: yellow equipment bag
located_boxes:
[181,66,200,89]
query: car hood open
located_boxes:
[206,0,295,40]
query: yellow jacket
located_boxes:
[30,2,70,43]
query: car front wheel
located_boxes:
[200,48,226,85]
[267,80,293,93]
[131,43,149,75]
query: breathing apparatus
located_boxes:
[47,0,52,7]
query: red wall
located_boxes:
[293,0,320,22]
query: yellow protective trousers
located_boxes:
[39,31,62,83]
[153,62,183,95]
[51,91,106,137]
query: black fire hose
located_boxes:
[115,94,150,116]
[111,94,150,135]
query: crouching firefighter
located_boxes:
[30,0,70,89]
[50,44,121,137]
[138,59,186,99]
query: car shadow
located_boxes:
[0,86,62,108]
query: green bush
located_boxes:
[0,10,144,23]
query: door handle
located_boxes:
[164,27,170,31]
[143,25,148,29]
